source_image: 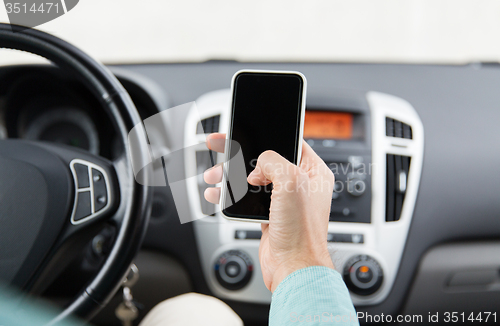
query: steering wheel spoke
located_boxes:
[0,140,120,292]
[39,142,121,227]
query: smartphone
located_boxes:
[221,70,307,223]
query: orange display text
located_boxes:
[303,111,353,139]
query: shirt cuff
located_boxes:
[270,266,359,325]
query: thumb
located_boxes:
[247,150,296,186]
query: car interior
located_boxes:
[1,2,500,325]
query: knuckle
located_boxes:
[320,163,335,184]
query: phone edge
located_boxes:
[220,69,308,224]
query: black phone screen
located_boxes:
[223,72,304,220]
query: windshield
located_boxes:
[1,0,500,65]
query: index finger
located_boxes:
[206,133,226,153]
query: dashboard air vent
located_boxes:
[386,154,411,222]
[386,117,412,139]
[197,115,220,134]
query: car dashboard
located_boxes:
[183,86,423,307]
[1,62,499,325]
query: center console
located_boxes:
[184,89,424,305]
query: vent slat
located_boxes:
[386,154,411,222]
[386,117,412,140]
[386,155,396,222]
[394,155,404,222]
[386,117,395,137]
[197,115,221,134]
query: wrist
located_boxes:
[270,255,334,292]
[271,262,307,293]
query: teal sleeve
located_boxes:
[269,266,359,326]
[0,286,81,326]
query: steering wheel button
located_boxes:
[92,169,108,211]
[92,169,104,185]
[96,195,107,212]
[74,163,90,188]
[95,195,107,212]
[74,191,92,221]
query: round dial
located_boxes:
[346,172,366,196]
[24,108,100,155]
[343,255,383,296]
[214,250,253,291]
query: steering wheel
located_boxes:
[0,24,151,323]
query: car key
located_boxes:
[115,286,139,326]
[115,264,140,326]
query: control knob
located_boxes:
[214,250,253,290]
[347,172,366,196]
[343,255,383,295]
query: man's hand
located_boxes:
[204,133,335,292]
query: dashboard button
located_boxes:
[330,207,355,218]
[234,230,262,240]
[351,234,364,243]
[328,233,350,243]
[347,180,366,196]
[327,233,364,243]
[348,156,364,170]
[347,172,366,197]
[322,139,336,147]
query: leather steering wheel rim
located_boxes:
[0,24,151,323]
